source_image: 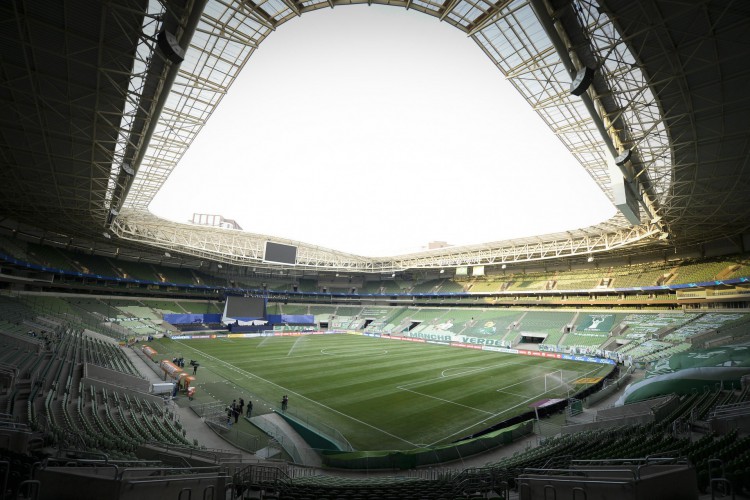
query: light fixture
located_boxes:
[102,232,111,239]
[217,264,223,269]
[164,252,171,258]
[439,269,445,274]
[121,163,134,176]
[501,264,507,269]
[391,273,396,278]
[587,255,595,263]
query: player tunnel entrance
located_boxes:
[519,332,547,344]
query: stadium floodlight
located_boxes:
[440,269,445,274]
[102,232,111,239]
[501,264,507,269]
[217,264,222,269]
[587,255,595,263]
[164,252,171,257]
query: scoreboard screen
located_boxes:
[224,296,266,319]
[264,241,297,265]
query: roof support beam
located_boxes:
[439,0,461,22]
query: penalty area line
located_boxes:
[427,364,612,447]
[426,385,555,447]
[395,386,495,416]
[398,358,528,390]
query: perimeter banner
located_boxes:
[363,331,612,364]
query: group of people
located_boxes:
[226,397,255,424]
[224,395,287,425]
[227,398,243,424]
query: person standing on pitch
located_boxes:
[281,395,288,412]
[246,400,253,417]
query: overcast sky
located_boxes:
[149,5,616,257]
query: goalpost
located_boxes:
[543,369,565,393]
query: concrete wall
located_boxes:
[518,464,698,500]
[37,467,228,500]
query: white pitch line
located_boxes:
[399,358,530,390]
[426,385,555,447]
[440,366,491,378]
[496,390,532,398]
[427,364,612,447]
[173,339,420,448]
[396,386,495,415]
[494,371,550,393]
[320,348,389,357]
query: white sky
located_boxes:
[149,5,616,257]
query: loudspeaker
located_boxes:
[615,149,632,166]
[570,66,595,96]
[157,30,185,64]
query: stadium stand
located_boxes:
[505,271,554,291]
[1,0,750,497]
[109,260,160,281]
[464,278,505,293]
[609,262,675,288]
[178,300,222,314]
[410,279,445,294]
[4,288,750,499]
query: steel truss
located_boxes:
[116,0,673,270]
[104,2,166,219]
[112,209,662,272]
[0,0,165,237]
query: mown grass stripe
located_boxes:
[152,334,612,450]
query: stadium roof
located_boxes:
[1,0,748,273]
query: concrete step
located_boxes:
[255,446,281,459]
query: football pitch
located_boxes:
[151,334,613,451]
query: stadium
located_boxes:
[1,0,749,499]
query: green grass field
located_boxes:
[151,334,612,451]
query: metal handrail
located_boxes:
[522,467,638,481]
[117,465,224,480]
